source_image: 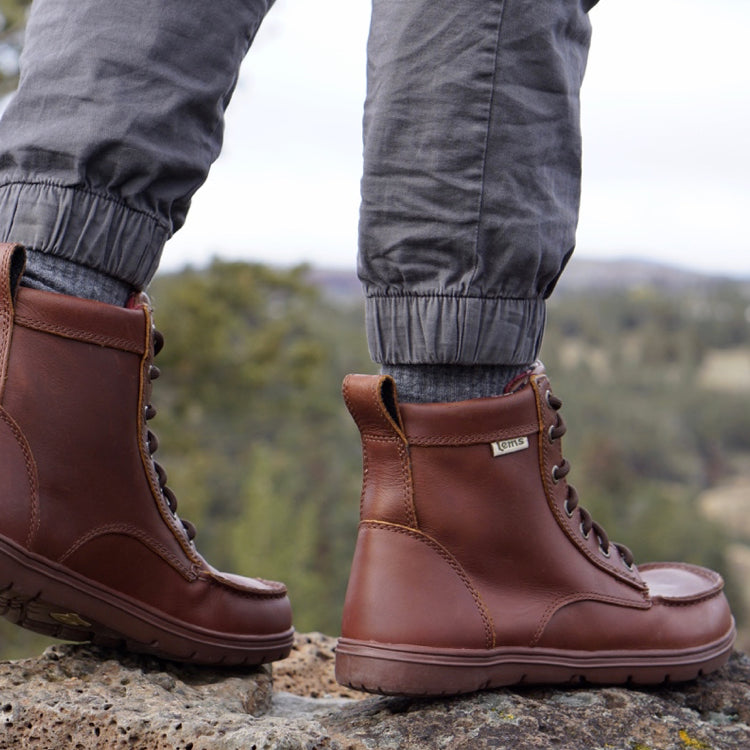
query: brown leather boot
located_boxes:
[336,370,735,695]
[0,244,293,665]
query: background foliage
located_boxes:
[0,0,27,94]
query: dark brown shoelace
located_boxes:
[547,391,635,570]
[144,329,197,542]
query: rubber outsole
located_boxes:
[335,629,737,696]
[0,534,294,667]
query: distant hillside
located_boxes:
[553,258,747,295]
[307,258,749,304]
[305,267,363,303]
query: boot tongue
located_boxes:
[504,361,546,394]
[126,291,151,310]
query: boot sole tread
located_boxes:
[0,534,294,666]
[335,631,736,696]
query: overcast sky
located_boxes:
[162,0,750,278]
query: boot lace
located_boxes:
[144,329,197,542]
[546,391,634,570]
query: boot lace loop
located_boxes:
[547,391,634,569]
[144,329,197,542]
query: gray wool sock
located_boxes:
[21,248,132,306]
[382,364,532,403]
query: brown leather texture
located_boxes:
[336,369,735,694]
[0,243,293,665]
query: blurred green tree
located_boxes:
[0,0,30,94]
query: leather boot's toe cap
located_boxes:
[209,568,288,596]
[198,570,293,636]
[638,561,724,601]
[535,562,734,653]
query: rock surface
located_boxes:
[0,633,748,749]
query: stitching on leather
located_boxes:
[639,562,724,602]
[531,376,644,589]
[341,378,362,434]
[136,314,203,567]
[15,313,144,354]
[407,423,539,447]
[0,311,9,394]
[362,520,495,649]
[370,376,382,431]
[362,434,402,444]
[0,407,40,548]
[657,588,725,606]
[57,522,194,579]
[203,571,288,599]
[530,590,651,647]
[342,379,370,520]
[346,377,416,527]
[361,436,416,527]
[397,440,418,527]
[360,440,369,517]
[0,247,13,401]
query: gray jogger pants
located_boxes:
[0,0,595,366]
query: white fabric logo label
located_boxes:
[490,436,529,457]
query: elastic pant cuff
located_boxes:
[366,293,546,366]
[0,181,169,290]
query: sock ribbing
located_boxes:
[21,248,132,306]
[382,363,532,403]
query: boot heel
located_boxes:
[335,639,497,696]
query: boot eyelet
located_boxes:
[551,465,560,484]
[580,522,590,540]
[563,499,574,518]
[624,559,634,571]
[545,390,553,408]
[548,425,556,443]
[600,545,611,558]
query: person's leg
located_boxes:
[336,0,734,695]
[0,0,271,304]
[0,0,294,664]
[359,0,594,402]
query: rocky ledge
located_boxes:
[0,633,748,749]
